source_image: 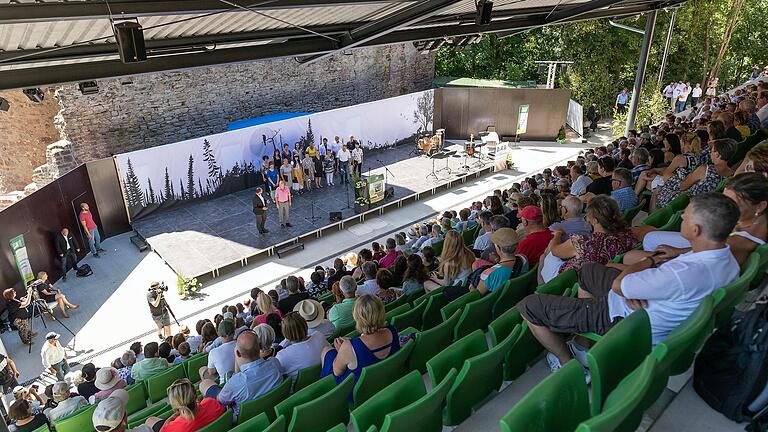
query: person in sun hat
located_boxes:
[41,331,69,381]
[90,367,127,404]
[294,299,335,339]
[45,381,87,423]
[92,388,151,432]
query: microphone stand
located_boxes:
[345,176,351,209]
[375,159,395,186]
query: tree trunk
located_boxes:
[706,0,745,85]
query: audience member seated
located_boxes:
[305,269,328,298]
[199,319,235,383]
[471,228,529,297]
[198,322,218,353]
[328,276,357,329]
[583,156,615,196]
[421,224,444,249]
[636,131,703,200]
[540,196,637,283]
[515,206,555,266]
[454,208,477,232]
[357,261,379,296]
[424,231,474,291]
[629,148,650,183]
[252,324,279,359]
[518,193,741,373]
[421,246,439,272]
[277,276,311,315]
[45,381,87,423]
[401,254,429,295]
[253,291,282,325]
[201,331,282,416]
[320,295,400,384]
[9,399,49,432]
[629,173,767,266]
[295,299,335,338]
[608,168,639,212]
[91,367,127,404]
[173,343,192,365]
[569,164,592,196]
[478,215,511,261]
[117,351,136,386]
[275,312,327,379]
[378,238,403,268]
[326,258,351,288]
[374,269,400,304]
[548,196,591,239]
[77,363,100,401]
[371,242,385,262]
[146,379,225,432]
[736,143,768,175]
[472,211,494,254]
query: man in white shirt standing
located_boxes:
[690,83,703,108]
[518,193,741,372]
[662,81,675,105]
[41,332,69,381]
[337,143,351,184]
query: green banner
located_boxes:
[517,104,530,135]
[9,234,34,285]
[367,174,386,204]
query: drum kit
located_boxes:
[415,130,491,180]
[416,129,445,156]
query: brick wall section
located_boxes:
[55,43,435,162]
[0,88,62,193]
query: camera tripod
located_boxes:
[26,292,76,354]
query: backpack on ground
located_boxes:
[693,299,768,422]
[76,264,93,277]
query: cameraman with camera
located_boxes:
[147,282,171,340]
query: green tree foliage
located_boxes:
[435,0,766,119]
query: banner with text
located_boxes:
[367,174,386,204]
[9,234,34,285]
[516,104,530,135]
[116,90,434,219]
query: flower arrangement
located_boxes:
[176,273,202,298]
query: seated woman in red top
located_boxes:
[146,379,225,432]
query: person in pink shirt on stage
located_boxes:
[274,180,293,228]
[79,203,104,258]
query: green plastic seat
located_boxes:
[420,292,451,330]
[426,330,487,388]
[274,376,337,426]
[492,263,539,318]
[351,370,426,432]
[499,361,590,432]
[287,375,355,432]
[657,210,683,232]
[185,352,209,382]
[587,309,651,416]
[237,378,292,424]
[325,425,349,432]
[440,290,481,321]
[453,290,499,339]
[575,355,657,432]
[147,363,186,403]
[489,308,534,380]
[715,176,729,193]
[431,239,444,256]
[622,198,646,223]
[442,326,519,425]
[128,404,174,429]
[127,402,169,426]
[405,289,427,305]
[293,363,322,393]
[379,369,457,432]
[639,207,673,228]
[328,322,357,343]
[535,269,577,296]
[353,340,415,407]
[31,426,50,432]
[390,300,426,332]
[384,295,410,312]
[666,193,689,213]
[196,409,233,432]
[318,292,335,304]
[653,296,715,377]
[408,310,460,373]
[124,381,148,416]
[54,403,98,432]
[414,286,444,305]
[264,415,287,432]
[752,243,768,290]
[713,253,759,327]
[462,223,482,246]
[229,413,270,432]
[384,302,411,321]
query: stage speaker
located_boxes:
[329,211,342,221]
[475,0,493,25]
[384,187,395,199]
[114,22,147,63]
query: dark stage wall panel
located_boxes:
[87,159,131,237]
[434,87,571,140]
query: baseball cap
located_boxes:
[46,332,60,340]
[518,205,543,221]
[490,228,519,247]
[92,389,129,431]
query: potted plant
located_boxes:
[354,196,369,214]
[352,173,369,213]
[176,273,202,299]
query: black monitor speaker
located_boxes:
[476,0,493,25]
[114,22,147,63]
[329,211,343,221]
[384,187,395,199]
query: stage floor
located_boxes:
[133,141,493,277]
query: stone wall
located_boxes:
[0,88,62,193]
[55,43,435,162]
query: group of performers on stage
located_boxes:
[260,135,365,201]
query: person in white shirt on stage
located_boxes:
[337,144,351,184]
[41,332,69,381]
[351,141,364,177]
[690,83,703,108]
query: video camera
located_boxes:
[149,282,169,295]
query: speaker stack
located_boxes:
[114,22,147,63]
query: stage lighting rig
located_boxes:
[22,88,44,103]
[475,0,493,25]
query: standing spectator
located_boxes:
[41,332,69,381]
[586,103,600,132]
[45,381,87,423]
[750,65,762,81]
[54,228,81,281]
[615,88,630,114]
[78,203,104,258]
[515,206,554,266]
[691,83,703,107]
[662,82,675,105]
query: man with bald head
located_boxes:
[200,330,282,415]
[548,196,591,239]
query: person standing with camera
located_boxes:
[147,282,171,340]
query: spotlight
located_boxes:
[0,97,9,112]
[22,88,44,103]
[79,81,99,95]
[476,0,493,26]
[113,21,147,63]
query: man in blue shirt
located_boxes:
[615,88,630,114]
[610,168,638,212]
[200,330,283,416]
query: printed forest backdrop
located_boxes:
[116,90,433,219]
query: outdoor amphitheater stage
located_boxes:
[133,141,495,279]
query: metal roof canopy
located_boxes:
[0,0,686,91]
